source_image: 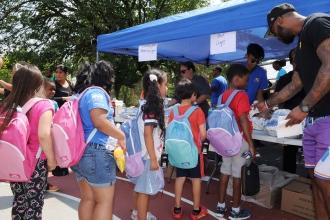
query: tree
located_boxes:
[0,0,208,97]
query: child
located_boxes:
[71,61,126,220]
[2,63,57,219]
[216,64,255,220]
[169,79,208,220]
[38,77,60,192]
[130,69,167,220]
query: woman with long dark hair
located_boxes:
[1,64,56,219]
[71,61,126,220]
[130,69,167,220]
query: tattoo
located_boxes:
[268,71,303,107]
[302,38,330,108]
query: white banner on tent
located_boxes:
[138,44,158,62]
[210,31,236,55]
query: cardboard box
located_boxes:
[226,166,297,209]
[281,177,315,220]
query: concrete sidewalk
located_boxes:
[0,183,120,220]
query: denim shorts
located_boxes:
[71,143,116,187]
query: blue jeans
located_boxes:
[72,143,116,187]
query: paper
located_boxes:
[210,31,236,55]
[276,117,303,138]
[138,44,157,62]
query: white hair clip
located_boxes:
[149,74,158,82]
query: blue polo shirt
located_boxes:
[276,68,287,80]
[210,75,228,107]
[79,88,114,145]
[246,65,268,104]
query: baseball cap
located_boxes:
[266,3,296,36]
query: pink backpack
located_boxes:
[51,86,110,168]
[0,98,47,182]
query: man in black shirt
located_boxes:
[264,3,330,219]
[178,61,211,118]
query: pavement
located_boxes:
[0,141,307,220]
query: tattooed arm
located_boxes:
[300,38,330,108]
[266,71,303,108]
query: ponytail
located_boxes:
[142,69,167,138]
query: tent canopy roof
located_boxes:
[97,0,330,64]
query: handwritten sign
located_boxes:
[138,44,158,62]
[210,31,236,55]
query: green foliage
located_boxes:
[0,56,12,83]
[0,0,208,97]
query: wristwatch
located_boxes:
[299,103,310,113]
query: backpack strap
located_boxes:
[172,104,180,117]
[224,90,241,106]
[86,128,98,144]
[183,106,197,118]
[21,97,48,114]
[217,94,224,107]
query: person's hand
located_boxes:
[249,145,257,159]
[285,106,308,126]
[255,101,269,112]
[257,109,272,119]
[150,158,160,171]
[117,138,126,153]
[47,159,57,171]
[0,57,3,69]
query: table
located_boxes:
[252,130,302,146]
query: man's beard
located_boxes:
[277,26,295,44]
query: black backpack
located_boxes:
[241,161,260,196]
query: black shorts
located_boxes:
[176,157,201,178]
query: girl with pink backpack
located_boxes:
[70,61,126,220]
[0,64,56,219]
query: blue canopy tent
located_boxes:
[97,0,330,64]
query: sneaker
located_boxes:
[215,205,227,218]
[130,209,138,220]
[228,208,251,220]
[172,207,183,219]
[130,209,157,220]
[190,206,208,220]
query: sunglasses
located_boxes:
[180,69,188,74]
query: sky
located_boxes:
[210,0,224,5]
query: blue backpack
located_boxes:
[165,105,198,169]
[120,110,144,177]
[207,90,243,157]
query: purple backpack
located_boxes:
[207,90,243,157]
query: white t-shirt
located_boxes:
[138,100,163,160]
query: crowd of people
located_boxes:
[0,2,329,220]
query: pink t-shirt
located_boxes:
[26,100,54,160]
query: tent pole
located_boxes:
[96,51,99,62]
